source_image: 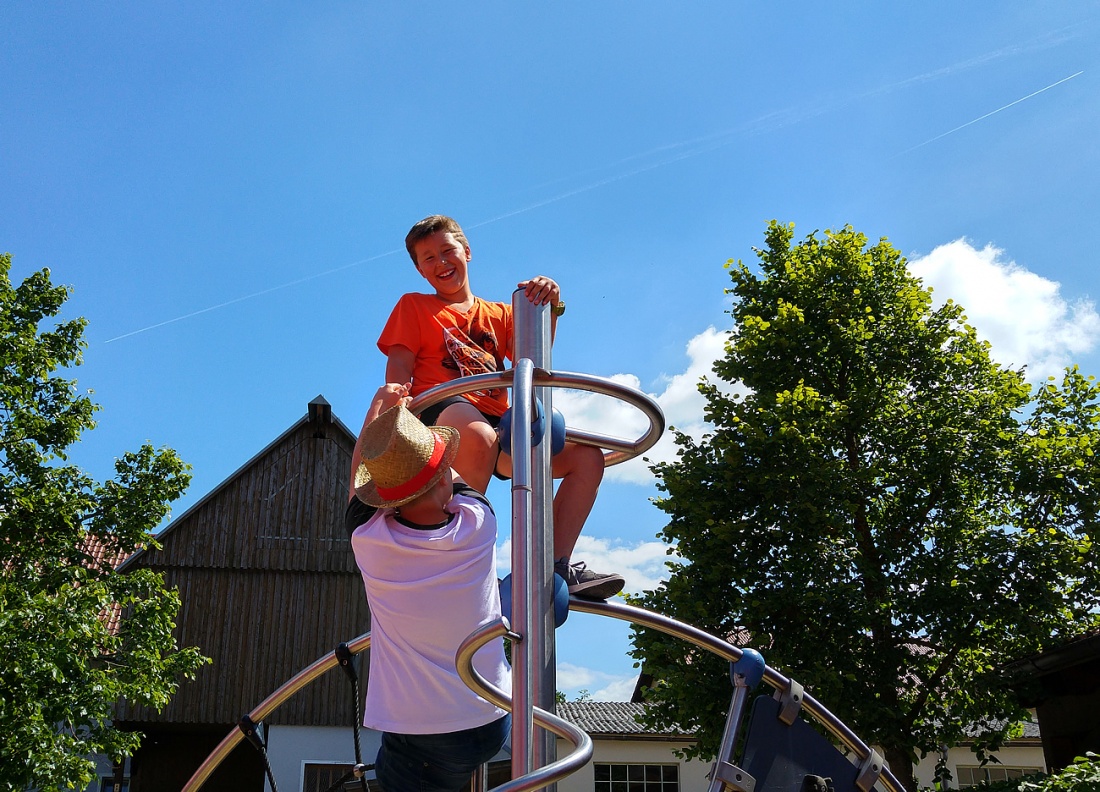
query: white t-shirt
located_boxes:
[347,486,511,734]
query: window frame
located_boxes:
[593,761,680,792]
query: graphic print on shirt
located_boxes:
[443,324,506,400]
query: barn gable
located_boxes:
[115,395,371,729]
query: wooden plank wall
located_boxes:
[148,421,358,573]
[117,412,373,728]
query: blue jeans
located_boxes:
[374,715,510,792]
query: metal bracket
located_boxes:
[335,642,357,683]
[856,749,884,792]
[237,715,265,752]
[773,679,805,726]
[712,761,756,792]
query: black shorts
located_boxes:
[417,395,502,429]
[417,396,509,481]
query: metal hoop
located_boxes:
[408,368,665,468]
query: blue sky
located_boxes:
[3,3,1099,702]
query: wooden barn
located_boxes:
[109,395,372,791]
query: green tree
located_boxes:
[0,253,208,791]
[631,223,1100,792]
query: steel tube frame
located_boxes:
[181,632,372,792]
[509,355,536,777]
[567,599,905,792]
[407,370,665,468]
[509,291,557,782]
[457,619,594,792]
[185,357,903,792]
[186,599,904,792]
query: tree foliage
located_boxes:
[631,223,1100,791]
[1019,754,1100,792]
[0,253,208,792]
[967,753,1100,792]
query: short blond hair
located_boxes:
[405,215,469,265]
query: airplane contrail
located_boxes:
[105,37,1085,343]
[103,249,400,343]
[895,70,1084,157]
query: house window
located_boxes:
[594,762,679,792]
[955,766,1042,788]
[303,762,361,792]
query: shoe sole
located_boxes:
[568,575,626,601]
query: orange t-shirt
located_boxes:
[378,293,514,417]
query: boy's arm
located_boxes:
[385,344,416,385]
[517,276,562,342]
[348,382,411,501]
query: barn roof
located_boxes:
[119,395,355,572]
[114,395,371,727]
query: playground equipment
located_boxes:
[182,292,906,792]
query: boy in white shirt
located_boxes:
[345,383,511,792]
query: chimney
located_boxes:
[308,395,332,437]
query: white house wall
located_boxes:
[555,737,712,792]
[83,753,128,792]
[913,743,1047,790]
[550,736,1045,792]
[265,724,383,792]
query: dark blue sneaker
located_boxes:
[554,560,625,601]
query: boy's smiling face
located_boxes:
[413,230,472,301]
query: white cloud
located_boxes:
[909,239,1100,382]
[543,240,1098,492]
[497,534,678,596]
[554,326,740,485]
[588,674,640,702]
[556,663,639,702]
[556,661,601,690]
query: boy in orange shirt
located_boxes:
[375,214,623,600]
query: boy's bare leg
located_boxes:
[434,401,499,494]
[495,441,604,557]
[496,439,621,599]
[549,442,604,559]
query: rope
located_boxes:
[238,715,279,792]
[336,642,371,792]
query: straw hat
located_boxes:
[354,405,461,508]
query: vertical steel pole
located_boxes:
[510,292,556,785]
[509,356,534,779]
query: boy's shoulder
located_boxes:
[344,484,495,539]
[452,482,494,515]
[345,496,377,538]
[393,291,441,305]
[392,292,512,315]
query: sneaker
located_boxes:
[554,560,625,601]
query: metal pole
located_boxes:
[458,619,593,792]
[510,292,556,784]
[509,356,534,778]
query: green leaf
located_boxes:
[632,224,1100,792]
[0,254,209,791]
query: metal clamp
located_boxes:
[774,678,805,726]
[712,761,756,792]
[856,749,885,792]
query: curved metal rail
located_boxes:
[408,368,665,468]
[182,600,907,792]
[182,632,372,792]
[185,362,904,792]
[569,598,906,792]
[456,619,595,792]
[181,618,597,792]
